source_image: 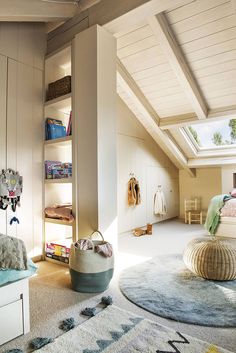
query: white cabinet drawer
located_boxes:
[0,299,24,345]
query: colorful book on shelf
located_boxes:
[66,111,72,136]
[45,117,66,140]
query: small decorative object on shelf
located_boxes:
[46,75,71,101]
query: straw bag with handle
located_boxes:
[69,231,114,293]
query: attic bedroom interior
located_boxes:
[0,0,236,352]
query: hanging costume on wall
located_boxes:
[128,177,141,206]
[154,188,167,215]
[0,169,23,212]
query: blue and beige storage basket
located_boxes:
[69,231,114,293]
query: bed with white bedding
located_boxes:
[215,198,236,239]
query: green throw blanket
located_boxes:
[204,194,231,235]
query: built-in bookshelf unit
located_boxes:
[44,44,74,266]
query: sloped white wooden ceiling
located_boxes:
[166,0,236,109]
[116,0,236,170]
[117,22,194,118]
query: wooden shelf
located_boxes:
[44,93,71,112]
[45,217,74,226]
[45,178,72,184]
[44,135,72,147]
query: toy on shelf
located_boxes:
[45,161,72,180]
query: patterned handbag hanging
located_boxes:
[0,169,23,212]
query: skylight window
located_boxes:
[186,118,236,149]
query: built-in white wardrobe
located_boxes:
[117,97,179,233]
[0,23,46,257]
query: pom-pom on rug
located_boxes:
[25,305,233,353]
[119,254,236,327]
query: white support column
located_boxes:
[72,25,117,245]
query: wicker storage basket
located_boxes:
[46,75,71,101]
[183,237,236,281]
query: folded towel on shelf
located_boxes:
[0,234,28,270]
[45,203,74,223]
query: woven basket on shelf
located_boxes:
[183,237,236,281]
[46,75,71,101]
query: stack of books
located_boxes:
[45,112,72,141]
[46,238,71,264]
[45,118,66,140]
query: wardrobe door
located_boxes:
[0,54,7,234]
[6,59,18,238]
[7,59,43,256]
[118,135,146,233]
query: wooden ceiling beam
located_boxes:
[188,156,236,168]
[99,0,194,35]
[159,113,198,130]
[117,58,196,177]
[160,105,236,130]
[0,0,78,22]
[47,0,194,53]
[148,13,208,120]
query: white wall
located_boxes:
[0,23,46,257]
[117,97,179,233]
[221,166,236,194]
[179,168,222,219]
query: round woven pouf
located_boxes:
[183,237,236,281]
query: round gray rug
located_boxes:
[119,254,236,327]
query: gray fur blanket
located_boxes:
[0,234,28,270]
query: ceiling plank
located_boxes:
[148,13,208,120]
[231,0,236,12]
[117,58,195,177]
[160,105,236,130]
[0,0,78,22]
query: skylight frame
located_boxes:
[181,123,236,158]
